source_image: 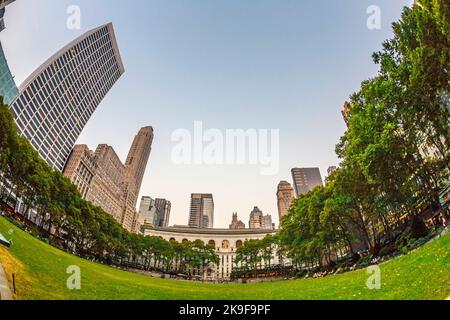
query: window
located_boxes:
[222,240,229,249]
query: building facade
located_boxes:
[63,144,125,224]
[0,42,18,105]
[138,197,171,229]
[63,127,152,232]
[248,206,274,230]
[10,23,124,171]
[189,193,214,229]
[143,226,278,280]
[138,196,157,226]
[87,144,125,222]
[0,0,15,33]
[122,127,154,232]
[154,198,171,228]
[276,181,294,221]
[291,167,324,197]
[229,213,245,229]
[63,145,96,198]
[248,207,263,229]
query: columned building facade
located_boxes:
[10,23,124,171]
[144,227,278,280]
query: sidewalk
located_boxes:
[0,263,13,300]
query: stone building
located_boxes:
[143,226,278,280]
[229,213,245,229]
[63,127,153,232]
[276,181,294,221]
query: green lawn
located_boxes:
[0,217,449,300]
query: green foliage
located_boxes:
[275,1,450,273]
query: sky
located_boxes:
[1,0,413,228]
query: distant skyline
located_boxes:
[1,0,413,228]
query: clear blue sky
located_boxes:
[1,0,412,228]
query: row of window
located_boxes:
[6,26,124,177]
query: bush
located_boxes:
[355,254,373,269]
[401,246,409,255]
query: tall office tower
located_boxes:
[189,194,214,229]
[0,0,15,32]
[154,198,171,228]
[63,145,96,198]
[138,196,157,226]
[262,215,275,231]
[122,127,154,232]
[229,213,245,229]
[0,1,17,104]
[249,207,274,230]
[248,207,263,229]
[88,144,126,222]
[63,144,125,223]
[0,42,18,105]
[10,23,124,171]
[291,168,324,197]
[276,181,295,221]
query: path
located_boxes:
[0,262,13,300]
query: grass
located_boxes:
[0,217,449,300]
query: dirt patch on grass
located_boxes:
[0,246,32,300]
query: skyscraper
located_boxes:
[63,144,126,224]
[0,1,17,105]
[154,198,171,228]
[10,23,124,171]
[0,42,18,105]
[0,0,15,33]
[248,206,263,229]
[248,206,273,230]
[276,181,295,221]
[189,194,214,229]
[291,168,324,197]
[122,127,154,232]
[138,196,157,226]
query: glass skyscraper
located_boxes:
[10,23,125,171]
[0,42,18,105]
[189,193,214,229]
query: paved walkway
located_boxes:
[0,263,13,300]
